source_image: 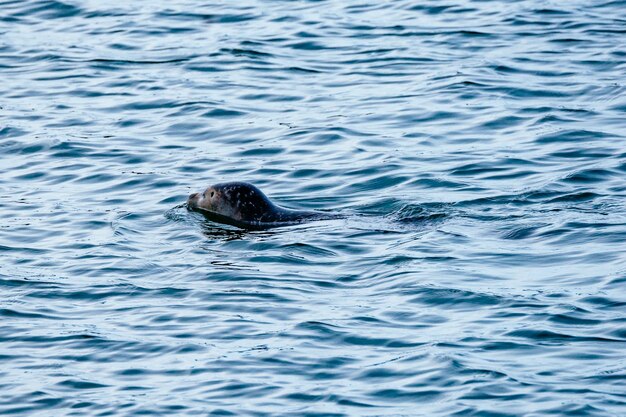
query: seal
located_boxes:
[187,182,337,229]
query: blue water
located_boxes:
[1,0,625,415]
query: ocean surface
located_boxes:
[1,1,625,416]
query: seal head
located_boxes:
[188,182,332,229]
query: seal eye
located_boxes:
[210,192,214,198]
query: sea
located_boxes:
[1,1,625,416]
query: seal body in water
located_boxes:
[187,182,337,229]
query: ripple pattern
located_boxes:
[1,1,625,416]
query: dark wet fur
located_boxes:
[189,182,340,229]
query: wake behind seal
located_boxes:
[187,182,338,229]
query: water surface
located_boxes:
[1,1,625,416]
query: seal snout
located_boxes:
[188,192,201,208]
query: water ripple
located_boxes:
[1,0,625,416]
